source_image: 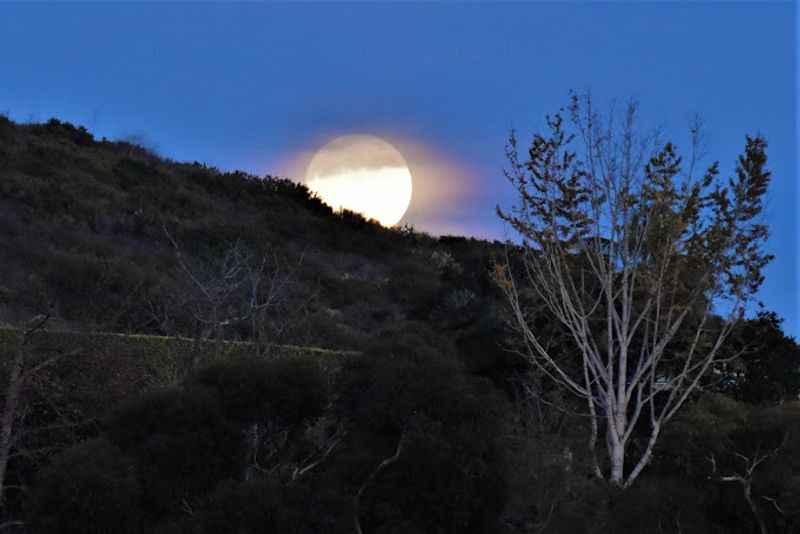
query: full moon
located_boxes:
[304,135,413,227]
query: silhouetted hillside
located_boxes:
[0,116,509,358]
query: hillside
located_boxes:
[1,116,798,534]
[0,116,510,366]
[0,116,528,532]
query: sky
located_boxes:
[0,3,797,335]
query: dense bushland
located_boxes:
[21,332,800,534]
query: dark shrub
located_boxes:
[361,420,505,534]
[658,396,800,533]
[456,313,525,378]
[166,477,349,534]
[715,311,800,404]
[604,477,713,534]
[338,325,495,435]
[386,258,440,318]
[106,386,242,517]
[31,119,94,146]
[27,439,142,534]
[337,326,506,533]
[190,355,328,425]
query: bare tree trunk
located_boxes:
[243,423,260,481]
[0,336,24,506]
[742,480,768,534]
[354,434,404,534]
[625,425,660,488]
[609,437,625,486]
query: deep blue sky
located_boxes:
[1,3,796,335]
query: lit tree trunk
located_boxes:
[609,427,625,485]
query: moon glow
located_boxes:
[304,135,413,227]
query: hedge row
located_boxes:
[0,327,358,408]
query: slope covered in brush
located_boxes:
[0,116,508,360]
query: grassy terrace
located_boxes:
[0,326,359,400]
[0,326,360,356]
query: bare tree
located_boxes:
[162,225,294,358]
[707,444,782,534]
[496,93,772,487]
[246,251,314,358]
[0,315,81,510]
[354,432,406,534]
[162,226,326,488]
[243,418,345,483]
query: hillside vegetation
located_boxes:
[0,116,504,351]
[0,116,798,533]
